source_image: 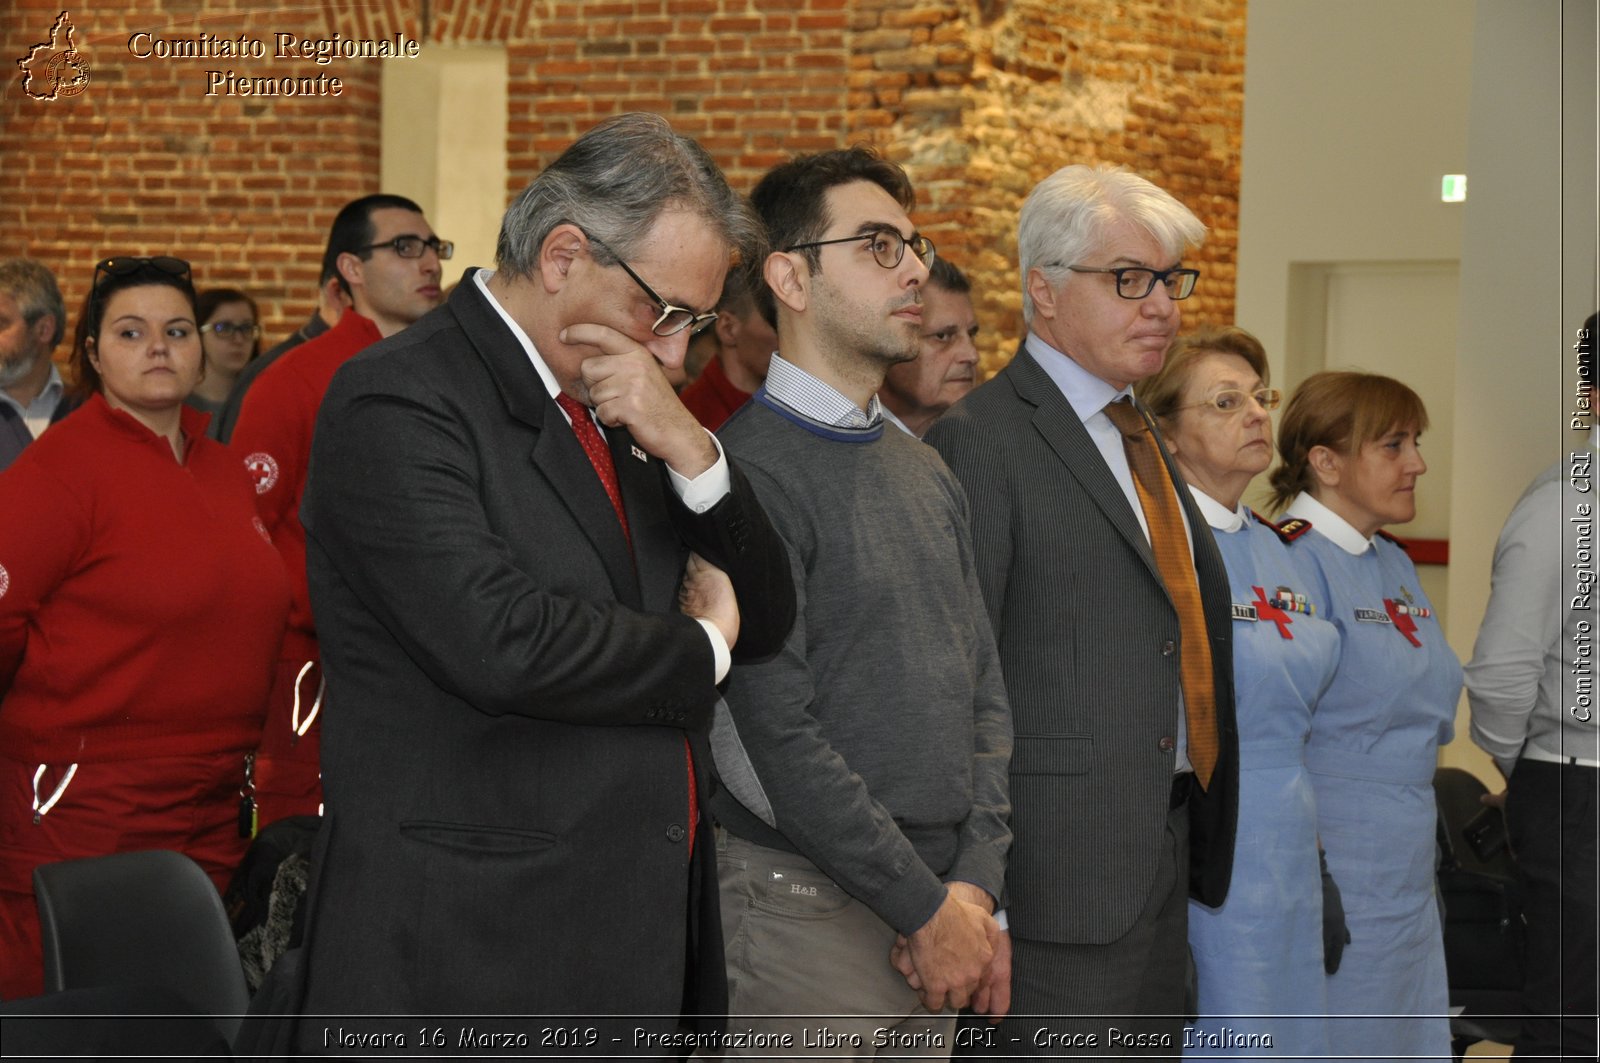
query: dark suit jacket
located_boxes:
[295,274,795,1028]
[0,387,81,473]
[927,342,1237,946]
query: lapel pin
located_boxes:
[631,445,647,463]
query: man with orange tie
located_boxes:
[928,164,1238,1054]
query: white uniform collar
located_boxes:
[1187,485,1246,532]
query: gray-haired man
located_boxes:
[0,258,76,472]
[295,113,795,1046]
[928,164,1238,1053]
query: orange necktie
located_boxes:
[1104,398,1218,789]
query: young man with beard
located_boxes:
[709,147,1013,1050]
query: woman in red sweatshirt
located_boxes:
[0,256,290,1000]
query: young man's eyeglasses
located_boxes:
[356,235,455,260]
[583,230,719,338]
[91,256,192,299]
[786,228,936,271]
[205,321,262,339]
[1065,265,1200,301]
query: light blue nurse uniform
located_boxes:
[1185,496,1339,1061]
[1284,493,1459,1061]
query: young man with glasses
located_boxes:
[229,193,448,830]
[213,265,349,444]
[927,164,1239,1055]
[707,146,1012,1048]
[291,114,794,1048]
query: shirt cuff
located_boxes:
[993,907,1008,931]
[695,617,732,684]
[667,430,731,513]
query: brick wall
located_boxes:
[2,0,382,353]
[507,0,853,196]
[847,0,1246,373]
[2,0,1242,378]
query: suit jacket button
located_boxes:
[1161,641,1176,656]
[666,824,686,843]
[1158,736,1176,753]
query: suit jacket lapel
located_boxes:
[1005,344,1161,579]
[611,425,677,610]
[448,273,644,608]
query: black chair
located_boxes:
[33,849,249,1047]
[0,984,232,1058]
[1433,766,1524,1060]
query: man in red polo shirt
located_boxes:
[231,193,447,828]
[677,268,776,430]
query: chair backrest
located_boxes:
[33,849,249,1045]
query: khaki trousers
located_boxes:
[712,830,957,1060]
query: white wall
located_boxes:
[1237,0,1474,372]
[1238,0,1597,784]
[1451,0,1596,776]
[382,47,509,279]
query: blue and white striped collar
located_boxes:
[762,352,883,430]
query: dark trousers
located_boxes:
[1506,759,1598,1059]
[974,803,1190,1058]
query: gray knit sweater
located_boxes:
[711,387,1013,936]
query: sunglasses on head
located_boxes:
[91,256,192,299]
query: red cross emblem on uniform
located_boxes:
[1252,586,1294,640]
[1383,598,1422,647]
[243,451,279,495]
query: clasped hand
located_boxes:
[889,885,1009,1019]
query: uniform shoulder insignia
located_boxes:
[1267,515,1313,543]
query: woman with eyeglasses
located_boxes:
[1135,328,1342,1057]
[185,287,261,434]
[1267,370,1459,1060]
[0,256,289,999]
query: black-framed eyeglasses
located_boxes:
[583,231,718,337]
[356,234,454,260]
[92,256,191,299]
[786,228,936,271]
[205,321,261,339]
[1176,388,1282,415]
[1066,264,1200,301]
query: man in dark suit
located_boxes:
[927,164,1238,1054]
[294,113,795,1049]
